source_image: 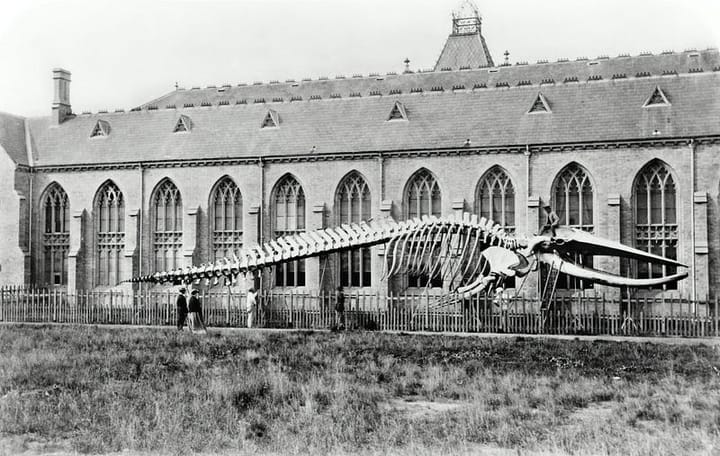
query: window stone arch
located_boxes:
[272,174,305,287]
[335,171,371,287]
[41,182,69,286]
[633,160,678,290]
[151,179,183,272]
[551,163,595,290]
[404,169,442,288]
[94,181,125,286]
[475,166,515,231]
[210,176,243,260]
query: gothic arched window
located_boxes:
[554,164,593,230]
[406,169,441,220]
[476,166,516,287]
[152,179,183,272]
[95,181,125,286]
[552,164,594,289]
[476,166,515,231]
[42,183,69,286]
[336,172,371,287]
[404,169,442,288]
[210,177,243,260]
[272,175,305,287]
[634,161,678,289]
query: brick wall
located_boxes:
[22,141,720,299]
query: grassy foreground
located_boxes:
[0,325,719,455]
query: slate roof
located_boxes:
[137,49,719,109]
[22,50,720,167]
[0,112,28,165]
[434,33,494,70]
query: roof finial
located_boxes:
[175,81,179,90]
[452,0,481,35]
[504,50,510,66]
[404,58,411,73]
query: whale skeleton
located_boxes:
[127,212,687,300]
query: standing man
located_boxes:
[176,288,188,331]
[335,286,346,330]
[246,287,258,328]
[542,204,560,237]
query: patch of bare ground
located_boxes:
[380,395,467,420]
[565,401,615,428]
[0,434,73,456]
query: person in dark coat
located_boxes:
[335,286,346,330]
[176,288,188,331]
[187,289,207,334]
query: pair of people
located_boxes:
[176,287,207,334]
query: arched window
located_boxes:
[476,166,516,288]
[152,179,183,272]
[552,164,594,289]
[554,164,593,230]
[272,175,305,287]
[476,166,515,231]
[336,172,371,287]
[404,169,442,288]
[95,181,125,286]
[634,161,678,290]
[406,169,441,220]
[42,183,69,286]
[210,177,243,260]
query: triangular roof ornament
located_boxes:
[90,119,110,138]
[527,92,551,113]
[261,109,279,128]
[387,101,408,121]
[643,86,671,107]
[173,115,192,133]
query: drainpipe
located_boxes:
[138,163,144,293]
[689,139,696,307]
[28,172,34,284]
[524,145,531,230]
[259,157,265,293]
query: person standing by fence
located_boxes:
[246,287,258,328]
[335,286,346,330]
[176,288,188,331]
[187,289,207,334]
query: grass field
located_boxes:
[1,325,719,455]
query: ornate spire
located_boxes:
[435,0,494,70]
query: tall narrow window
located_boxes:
[405,169,442,288]
[210,177,243,260]
[95,181,125,286]
[552,164,594,289]
[273,175,305,287]
[42,183,69,286]
[336,172,372,287]
[634,161,678,290]
[476,166,515,231]
[476,166,516,287]
[152,179,183,272]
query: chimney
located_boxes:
[52,68,72,124]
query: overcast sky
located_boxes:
[1,0,718,117]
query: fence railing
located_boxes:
[1,286,718,338]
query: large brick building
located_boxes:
[1,7,719,301]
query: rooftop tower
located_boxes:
[434,0,494,70]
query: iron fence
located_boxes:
[0,286,717,338]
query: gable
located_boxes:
[643,86,671,107]
[527,92,551,113]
